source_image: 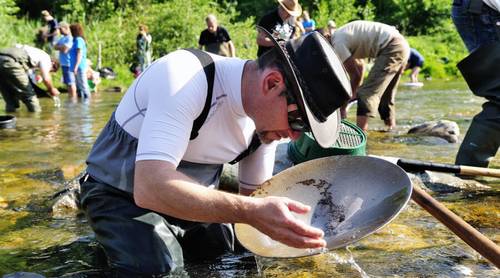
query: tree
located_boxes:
[371,0,451,35]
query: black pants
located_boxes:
[80,178,235,277]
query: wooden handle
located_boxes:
[460,165,500,178]
[411,185,500,267]
[397,158,500,178]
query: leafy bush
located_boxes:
[406,32,467,79]
[2,0,468,81]
[313,0,375,28]
[372,0,452,36]
[82,0,257,68]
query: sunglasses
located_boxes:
[283,89,310,132]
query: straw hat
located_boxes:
[277,0,302,17]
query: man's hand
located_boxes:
[50,87,60,97]
[52,96,61,107]
[50,87,61,107]
[245,196,326,249]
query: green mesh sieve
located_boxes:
[333,120,366,149]
[287,120,366,164]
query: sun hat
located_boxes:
[277,0,302,17]
[257,26,351,147]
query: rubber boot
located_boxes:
[455,119,500,167]
[456,42,500,167]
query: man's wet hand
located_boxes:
[245,196,326,249]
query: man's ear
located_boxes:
[263,70,285,95]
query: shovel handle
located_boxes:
[460,165,500,178]
[411,185,500,268]
[397,158,500,178]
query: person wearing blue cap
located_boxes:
[406,48,424,83]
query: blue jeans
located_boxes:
[451,0,500,52]
[75,68,90,98]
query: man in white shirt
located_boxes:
[81,27,351,275]
[0,45,60,112]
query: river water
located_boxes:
[0,81,498,277]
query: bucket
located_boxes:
[288,120,366,164]
[0,115,16,129]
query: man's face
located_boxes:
[256,102,303,144]
[254,75,304,144]
[206,19,217,33]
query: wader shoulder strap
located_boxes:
[184,48,215,140]
[229,133,262,165]
[184,48,262,164]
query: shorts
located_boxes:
[61,66,75,85]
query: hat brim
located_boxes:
[256,26,342,147]
[277,0,302,17]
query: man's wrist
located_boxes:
[237,196,256,224]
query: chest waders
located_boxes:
[455,0,500,167]
[185,48,261,164]
[0,47,41,112]
[80,49,262,275]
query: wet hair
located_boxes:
[70,23,86,41]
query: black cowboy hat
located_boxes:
[257,26,352,147]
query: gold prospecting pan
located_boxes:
[235,155,412,258]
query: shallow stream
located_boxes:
[0,81,498,277]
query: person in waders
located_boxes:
[0,44,60,112]
[452,0,500,168]
[80,27,351,276]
